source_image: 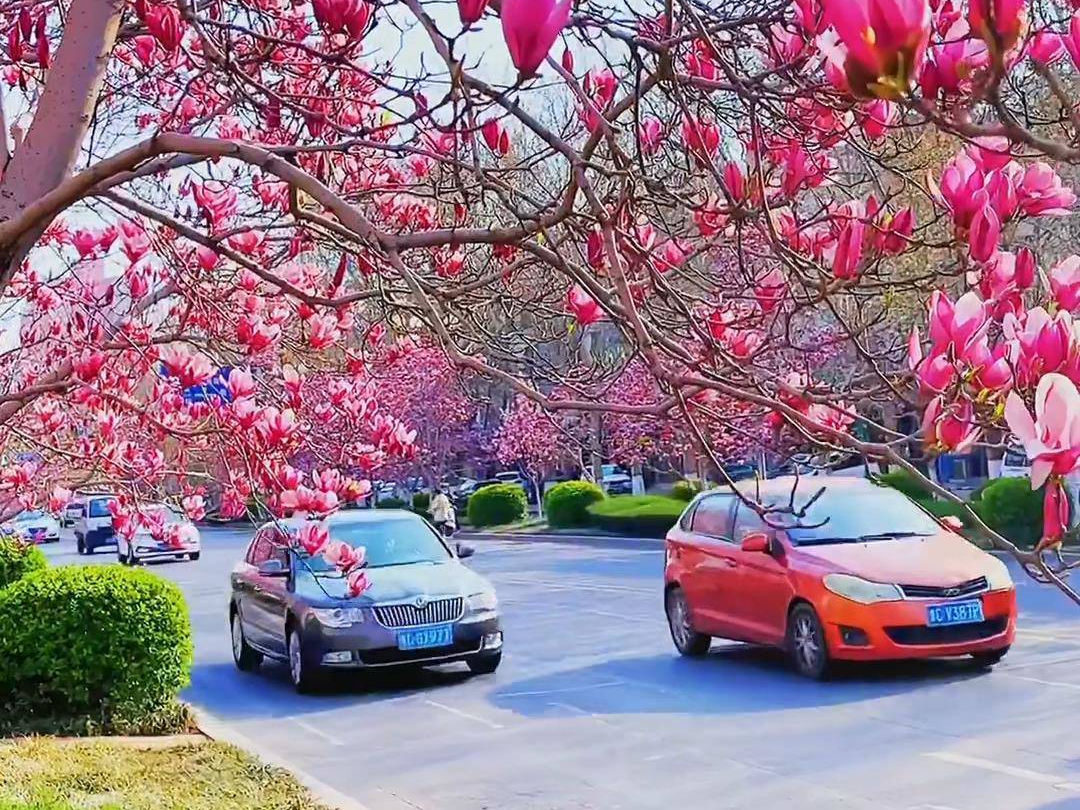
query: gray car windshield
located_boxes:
[768,487,940,545]
[299,518,453,573]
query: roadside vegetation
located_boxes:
[0,738,325,810]
[0,537,194,735]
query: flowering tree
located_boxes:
[494,395,561,514]
[8,0,1080,603]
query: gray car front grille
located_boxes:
[899,577,988,599]
[374,597,464,628]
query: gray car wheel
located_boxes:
[288,628,321,693]
[230,611,262,671]
[787,603,831,679]
[665,586,711,657]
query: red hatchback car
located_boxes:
[664,477,1017,678]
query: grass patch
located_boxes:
[0,699,194,738]
[0,737,328,810]
[586,495,685,538]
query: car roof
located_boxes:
[697,474,881,502]
[259,509,424,533]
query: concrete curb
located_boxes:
[194,709,373,810]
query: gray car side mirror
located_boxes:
[257,559,288,577]
[455,542,475,559]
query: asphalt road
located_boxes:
[46,527,1080,810]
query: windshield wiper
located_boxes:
[795,537,862,546]
[368,559,440,569]
[855,531,933,541]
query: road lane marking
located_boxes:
[999,672,1080,691]
[500,680,624,698]
[925,751,1080,791]
[423,699,503,730]
[293,718,346,745]
[495,577,655,595]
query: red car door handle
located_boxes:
[723,558,738,568]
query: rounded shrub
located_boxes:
[468,484,527,527]
[412,492,431,511]
[0,535,47,589]
[376,496,408,509]
[875,469,933,500]
[0,566,193,728]
[586,495,685,538]
[977,476,1043,546]
[545,481,605,528]
[671,479,703,502]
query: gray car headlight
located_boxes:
[466,591,498,612]
[822,574,902,604]
[311,607,365,628]
[984,557,1013,591]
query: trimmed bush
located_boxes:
[468,484,527,527]
[977,476,1043,546]
[875,469,933,500]
[376,497,408,509]
[0,566,193,731]
[545,481,605,528]
[671,479,703,501]
[412,492,431,511]
[586,495,686,538]
[0,535,47,589]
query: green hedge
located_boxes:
[545,481,605,528]
[376,497,408,509]
[876,469,933,500]
[671,479,704,502]
[468,484,527,527]
[412,492,431,511]
[0,566,193,731]
[586,495,685,538]
[977,476,1043,546]
[0,535,47,589]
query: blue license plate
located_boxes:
[397,624,454,650]
[927,599,984,626]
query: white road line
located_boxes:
[500,680,624,698]
[293,718,346,746]
[547,700,614,725]
[999,672,1080,691]
[576,607,656,622]
[422,699,504,730]
[925,751,1080,791]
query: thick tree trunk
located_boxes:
[0,0,124,270]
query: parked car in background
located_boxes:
[229,509,502,692]
[600,464,633,495]
[62,497,85,528]
[495,471,535,503]
[1000,446,1031,479]
[73,494,118,555]
[2,510,60,544]
[664,477,1016,679]
[453,479,500,512]
[116,504,201,564]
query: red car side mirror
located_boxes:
[740,533,771,553]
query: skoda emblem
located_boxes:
[944,587,960,597]
[414,595,429,610]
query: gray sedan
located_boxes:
[229,510,503,692]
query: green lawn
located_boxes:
[0,738,327,810]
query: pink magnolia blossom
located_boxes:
[73,350,107,383]
[922,396,980,451]
[916,351,957,393]
[928,290,988,354]
[681,117,720,165]
[639,118,664,155]
[227,367,257,400]
[146,4,184,52]
[1028,31,1065,66]
[968,0,1025,51]
[821,0,932,98]
[1051,256,1080,313]
[258,407,300,447]
[831,218,865,279]
[72,229,98,259]
[481,119,510,156]
[1017,163,1076,217]
[859,99,898,141]
[754,267,787,314]
[324,539,364,570]
[965,339,1012,392]
[500,0,572,77]
[968,191,1001,263]
[312,0,371,39]
[182,494,206,522]
[721,162,747,203]
[566,285,603,325]
[160,345,215,388]
[457,0,487,24]
[48,486,73,514]
[1005,373,1080,488]
[347,568,371,598]
[1005,307,1074,382]
[1044,480,1069,547]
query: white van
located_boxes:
[73,494,118,555]
[1000,447,1031,479]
